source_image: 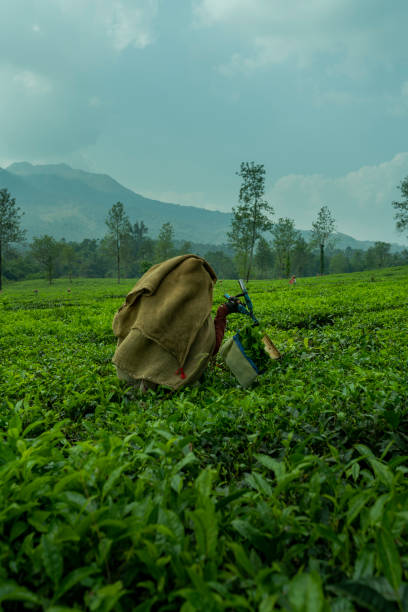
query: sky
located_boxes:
[1,0,408,244]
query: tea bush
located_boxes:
[0,269,408,610]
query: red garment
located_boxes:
[213,304,229,355]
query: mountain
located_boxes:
[298,230,404,253]
[2,162,232,244]
[1,162,405,251]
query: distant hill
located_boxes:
[1,162,405,252]
[1,162,232,244]
[298,230,404,253]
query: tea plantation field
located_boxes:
[1,268,408,611]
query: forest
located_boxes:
[3,216,408,285]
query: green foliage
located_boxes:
[3,161,232,245]
[312,205,336,275]
[1,268,408,609]
[0,187,25,290]
[271,217,301,278]
[31,234,60,285]
[228,162,274,282]
[155,222,175,262]
[236,324,271,373]
[392,175,408,234]
[205,250,238,279]
[104,201,132,284]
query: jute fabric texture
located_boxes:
[112,255,217,390]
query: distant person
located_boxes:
[289,275,296,285]
[112,254,238,392]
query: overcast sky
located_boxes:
[1,0,408,243]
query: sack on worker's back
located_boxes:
[112,254,217,390]
[220,328,281,388]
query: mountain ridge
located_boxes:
[1,161,405,252]
[2,161,232,244]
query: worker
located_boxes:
[112,254,238,392]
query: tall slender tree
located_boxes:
[392,175,408,234]
[228,162,274,282]
[311,205,336,275]
[155,222,175,262]
[0,188,25,290]
[271,217,300,278]
[105,201,131,283]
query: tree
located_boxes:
[155,222,175,262]
[2,245,38,281]
[329,251,350,274]
[291,236,315,277]
[77,238,109,277]
[311,205,336,275]
[173,240,193,257]
[60,241,79,283]
[105,201,131,283]
[365,241,391,269]
[397,248,408,266]
[349,248,365,272]
[255,237,274,278]
[0,188,25,290]
[392,175,408,234]
[228,162,274,282]
[204,250,237,279]
[179,241,193,254]
[127,220,151,275]
[31,235,60,284]
[271,218,300,278]
[129,221,148,259]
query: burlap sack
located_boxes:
[112,254,217,390]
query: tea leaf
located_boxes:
[41,532,63,585]
[376,527,402,592]
[288,571,324,612]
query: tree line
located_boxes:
[1,168,408,287]
[228,161,408,281]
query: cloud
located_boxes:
[267,153,408,243]
[104,2,157,51]
[0,1,159,159]
[218,36,297,76]
[13,70,52,94]
[0,63,102,159]
[53,0,158,53]
[194,0,342,71]
[0,1,158,71]
[193,0,408,78]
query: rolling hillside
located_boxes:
[1,162,404,251]
[1,162,232,244]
